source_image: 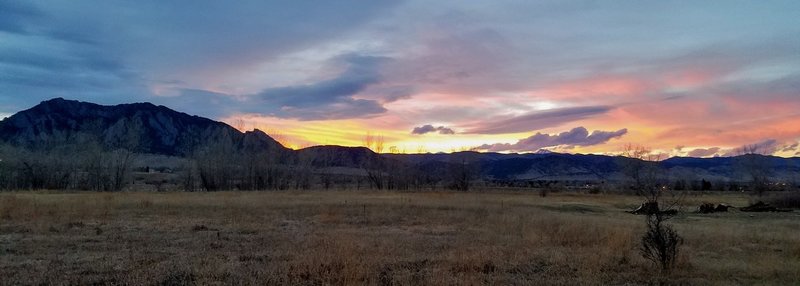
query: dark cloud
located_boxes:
[251,54,389,120]
[0,48,125,75]
[145,54,391,120]
[687,147,721,158]
[1,0,799,150]
[411,125,455,135]
[361,85,417,103]
[0,1,399,118]
[465,106,612,134]
[25,1,400,76]
[476,127,628,152]
[782,142,799,152]
[724,139,780,156]
[272,99,386,121]
[153,89,240,119]
[256,55,385,107]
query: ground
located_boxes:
[1,190,798,285]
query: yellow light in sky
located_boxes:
[222,114,531,153]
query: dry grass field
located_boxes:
[1,190,798,285]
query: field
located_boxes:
[1,190,799,285]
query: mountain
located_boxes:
[0,98,287,156]
[1,98,797,183]
[390,151,800,182]
[296,145,390,168]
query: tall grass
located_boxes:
[0,191,798,285]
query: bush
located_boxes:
[640,213,683,273]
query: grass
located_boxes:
[0,190,798,285]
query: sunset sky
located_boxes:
[1,1,799,157]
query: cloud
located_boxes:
[1,1,800,155]
[411,125,455,135]
[465,106,612,134]
[476,126,628,152]
[780,142,798,153]
[149,54,392,120]
[0,0,42,34]
[154,89,240,119]
[724,139,780,156]
[687,147,721,158]
[250,54,389,120]
[0,1,398,116]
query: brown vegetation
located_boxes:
[1,191,798,285]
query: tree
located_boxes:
[77,119,142,192]
[363,132,385,154]
[735,143,772,197]
[0,143,21,190]
[619,144,664,198]
[194,129,237,191]
[108,149,135,192]
[640,211,683,273]
[317,147,336,190]
[292,150,314,190]
[619,144,683,273]
[362,132,386,190]
[448,152,480,191]
[180,160,200,192]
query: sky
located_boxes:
[1,1,799,157]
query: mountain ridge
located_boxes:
[2,98,798,182]
[0,98,287,156]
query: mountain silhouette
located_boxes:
[1,98,797,182]
[0,98,286,156]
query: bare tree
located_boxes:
[107,119,144,192]
[448,152,480,191]
[231,118,247,132]
[363,132,385,154]
[735,143,772,197]
[0,143,20,190]
[317,147,336,190]
[640,211,683,273]
[179,160,200,192]
[362,132,387,189]
[194,129,237,191]
[292,150,314,190]
[619,144,683,273]
[108,149,135,192]
[619,144,665,198]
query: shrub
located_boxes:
[640,213,683,273]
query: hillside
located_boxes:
[0,98,287,156]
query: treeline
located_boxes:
[0,137,135,191]
[5,131,791,193]
[0,130,483,192]
[183,136,482,192]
